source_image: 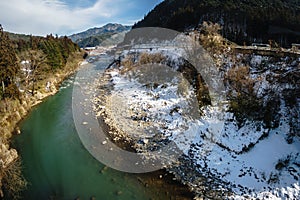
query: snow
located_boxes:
[80,60,89,65]
[103,68,201,153]
[21,60,30,65]
[186,53,300,199]
[189,113,300,198]
[91,48,299,199]
[250,55,264,66]
[218,120,267,153]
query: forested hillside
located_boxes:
[0,25,83,199]
[1,28,80,99]
[133,0,300,47]
[69,23,131,48]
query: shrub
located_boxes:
[120,55,135,74]
[198,21,230,54]
[226,65,263,123]
[1,158,27,200]
[139,53,166,65]
[275,156,290,171]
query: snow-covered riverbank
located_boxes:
[90,46,299,199]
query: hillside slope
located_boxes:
[69,23,131,48]
[133,0,300,47]
[1,26,83,199]
[93,42,299,199]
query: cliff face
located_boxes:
[133,0,300,47]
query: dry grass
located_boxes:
[226,65,255,96]
[1,158,27,200]
[120,53,166,74]
[120,55,135,74]
[139,53,166,65]
[196,21,232,55]
[225,65,263,123]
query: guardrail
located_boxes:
[234,46,300,57]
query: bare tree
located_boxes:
[20,50,46,96]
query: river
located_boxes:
[12,57,192,200]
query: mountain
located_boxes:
[133,0,300,47]
[69,23,131,48]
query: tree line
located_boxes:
[133,0,300,47]
[0,25,80,99]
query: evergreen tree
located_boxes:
[133,0,300,47]
[0,25,20,99]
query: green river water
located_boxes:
[12,77,160,200]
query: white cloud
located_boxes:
[0,0,129,36]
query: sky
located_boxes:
[0,0,162,36]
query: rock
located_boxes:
[0,145,18,168]
[143,139,149,144]
[100,166,108,174]
[15,127,21,135]
[36,91,44,100]
[14,111,21,121]
[19,105,27,116]
[111,178,116,183]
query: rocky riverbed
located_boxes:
[90,48,300,199]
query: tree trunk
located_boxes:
[31,79,35,96]
[1,80,5,99]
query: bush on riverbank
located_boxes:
[1,158,27,200]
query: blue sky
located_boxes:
[0,0,162,36]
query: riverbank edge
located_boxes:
[93,69,196,199]
[0,51,85,197]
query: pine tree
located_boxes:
[0,25,20,99]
